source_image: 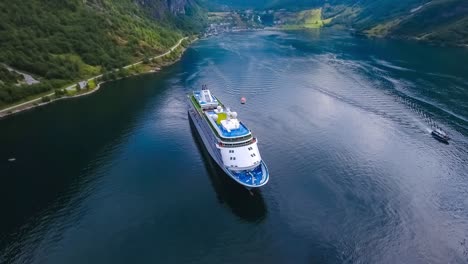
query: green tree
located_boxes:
[41,96,50,103]
[54,89,66,98]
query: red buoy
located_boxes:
[240,97,246,104]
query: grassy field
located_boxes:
[365,19,402,37]
[280,8,332,30]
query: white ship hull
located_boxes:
[188,96,269,188]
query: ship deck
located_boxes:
[229,162,269,187]
[205,110,250,138]
[193,90,218,108]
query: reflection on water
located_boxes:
[1,29,467,263]
[189,119,267,223]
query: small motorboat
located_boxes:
[240,97,246,104]
[431,128,450,143]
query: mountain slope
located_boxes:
[210,0,468,46]
[364,0,468,46]
[0,0,205,107]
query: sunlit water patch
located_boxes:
[1,30,467,264]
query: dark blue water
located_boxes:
[1,30,467,263]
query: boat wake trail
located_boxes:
[305,54,468,144]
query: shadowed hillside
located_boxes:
[211,0,468,46]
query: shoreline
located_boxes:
[0,37,193,120]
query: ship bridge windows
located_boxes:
[220,138,256,148]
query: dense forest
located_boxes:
[1,0,466,108]
[0,0,206,107]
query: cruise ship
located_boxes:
[188,85,269,188]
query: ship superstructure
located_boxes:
[188,86,269,188]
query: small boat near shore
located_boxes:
[431,128,450,143]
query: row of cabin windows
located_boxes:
[228,148,252,153]
[219,135,252,143]
[250,153,256,158]
[221,140,254,147]
[230,157,236,160]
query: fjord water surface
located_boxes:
[1,30,467,263]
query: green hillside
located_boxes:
[0,0,206,107]
[211,0,468,47]
[364,0,468,46]
[279,8,332,29]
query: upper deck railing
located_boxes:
[189,93,253,143]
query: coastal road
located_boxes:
[123,37,188,70]
[0,37,188,115]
